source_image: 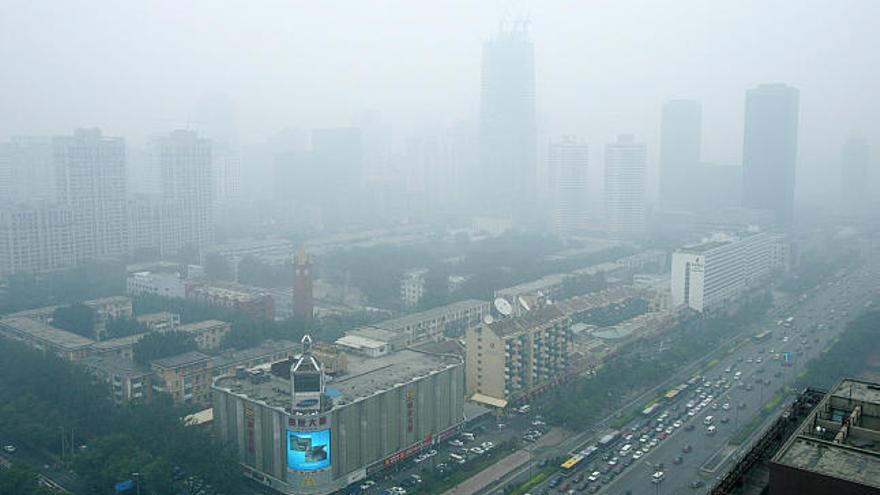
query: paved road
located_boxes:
[594,250,880,495]
[506,244,879,495]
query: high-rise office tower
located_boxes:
[479,23,536,220]
[840,137,870,210]
[154,130,214,253]
[742,84,799,228]
[53,128,128,261]
[605,135,647,237]
[659,100,702,211]
[549,136,589,235]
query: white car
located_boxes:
[427,449,438,457]
[414,454,428,464]
[588,471,601,482]
[469,447,485,455]
[673,420,683,428]
[722,403,731,411]
[390,487,407,495]
[632,450,644,460]
[2,445,16,454]
[359,480,376,490]
[449,439,464,447]
[480,442,494,450]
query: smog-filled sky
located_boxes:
[2,0,877,196]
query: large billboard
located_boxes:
[287,429,331,471]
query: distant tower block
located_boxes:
[293,246,314,321]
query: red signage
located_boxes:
[382,434,433,467]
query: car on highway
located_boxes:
[651,471,665,484]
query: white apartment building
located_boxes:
[550,135,589,235]
[670,232,773,312]
[605,135,647,237]
[0,203,76,276]
[400,268,428,308]
[54,129,129,261]
[153,130,214,253]
[127,271,188,299]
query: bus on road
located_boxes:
[560,454,585,477]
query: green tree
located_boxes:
[0,464,58,495]
[133,332,198,365]
[51,303,97,338]
[106,317,151,339]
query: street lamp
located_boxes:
[131,472,141,495]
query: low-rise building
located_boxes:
[465,305,574,406]
[211,340,300,378]
[81,355,152,404]
[0,316,95,361]
[186,282,275,320]
[126,270,188,299]
[177,320,231,350]
[770,378,880,494]
[92,333,147,361]
[341,299,489,351]
[136,311,180,332]
[150,351,213,405]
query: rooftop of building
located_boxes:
[0,316,95,350]
[188,283,269,300]
[485,305,568,338]
[367,299,489,332]
[93,333,147,350]
[177,319,229,331]
[335,334,389,351]
[85,296,132,307]
[345,326,403,344]
[80,355,150,377]
[772,378,880,489]
[136,311,178,322]
[211,340,299,370]
[213,348,461,412]
[151,351,211,370]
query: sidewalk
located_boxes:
[442,450,530,495]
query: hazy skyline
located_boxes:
[2,0,878,197]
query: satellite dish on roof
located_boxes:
[483,314,495,325]
[494,297,513,316]
[518,296,531,312]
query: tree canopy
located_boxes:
[0,338,244,494]
[51,303,97,338]
[133,331,198,365]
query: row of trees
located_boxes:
[545,293,772,429]
[0,339,244,494]
[797,310,880,390]
[132,294,384,351]
[0,260,127,314]
[0,465,58,495]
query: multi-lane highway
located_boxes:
[504,246,878,495]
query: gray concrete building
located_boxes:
[212,344,464,494]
